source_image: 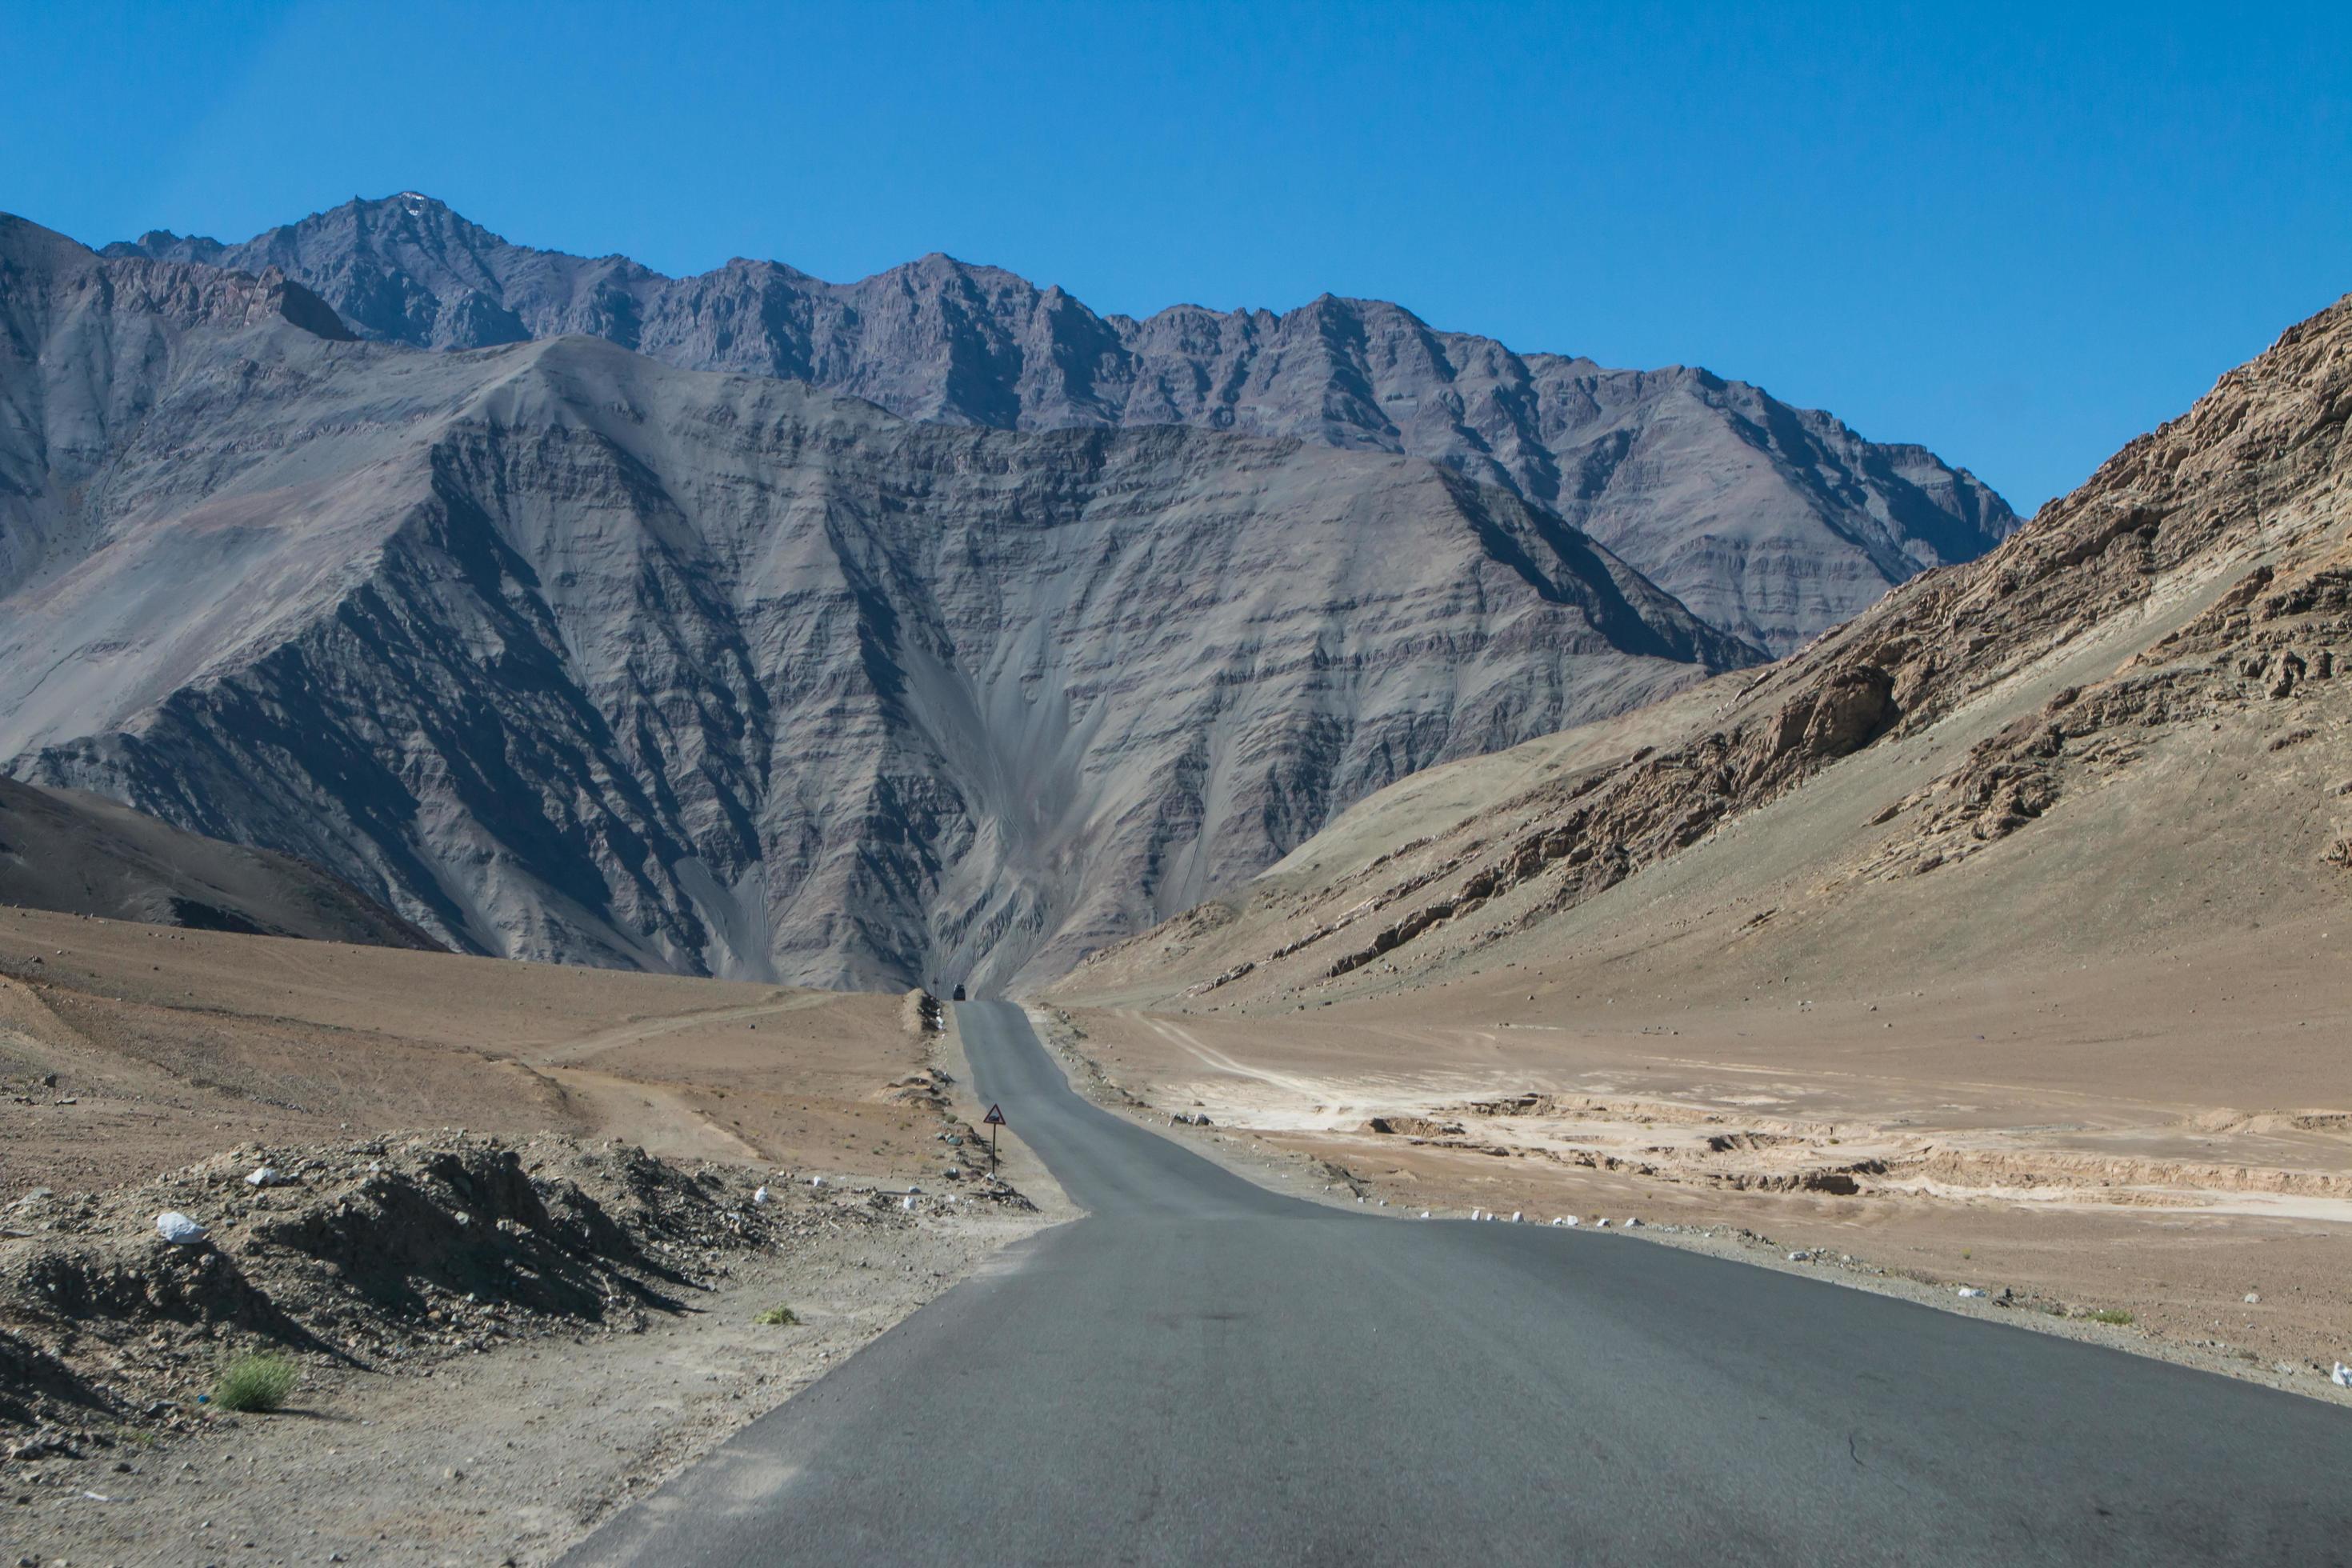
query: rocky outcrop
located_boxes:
[0,218,1754,990]
[106,194,2018,653]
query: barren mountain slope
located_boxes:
[0,218,1750,991]
[0,778,438,947]
[1061,290,2352,1007]
[107,194,2018,653]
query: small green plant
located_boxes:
[2083,1308,2135,1326]
[211,1352,299,1412]
[753,1304,800,1326]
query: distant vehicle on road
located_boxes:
[951,983,967,1001]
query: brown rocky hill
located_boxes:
[1058,291,2352,1010]
[0,778,438,948]
[105,194,2018,654]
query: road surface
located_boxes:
[566,1001,2352,1565]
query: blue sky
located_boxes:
[5,1,2346,512]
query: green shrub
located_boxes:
[212,1352,299,1412]
[753,1304,800,1326]
[2083,1308,2135,1326]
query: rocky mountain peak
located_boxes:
[98,196,2018,653]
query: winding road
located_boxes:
[566,1002,2352,1565]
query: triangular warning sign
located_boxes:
[983,1103,1007,1126]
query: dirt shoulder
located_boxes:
[1036,975,2352,1406]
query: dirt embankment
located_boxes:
[0,912,1059,1563]
[3,1130,1030,1437]
[2,1130,1044,1564]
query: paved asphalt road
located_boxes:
[567,1001,2352,1565]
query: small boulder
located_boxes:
[155,1211,207,1246]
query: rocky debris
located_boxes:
[902,990,944,1036]
[878,1067,958,1115]
[1362,1114,1467,1138]
[1182,961,1255,998]
[0,1132,1034,1442]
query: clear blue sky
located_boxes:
[6,2,2346,512]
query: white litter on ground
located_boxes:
[154,1211,206,1245]
[2332,1362,2351,1388]
[1957,1286,1987,1298]
[1510,1211,1522,1223]
[752,1186,771,1206]
[245,1166,293,1188]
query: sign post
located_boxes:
[982,1103,1006,1174]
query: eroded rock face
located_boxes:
[106,194,2018,654]
[1,218,1753,990]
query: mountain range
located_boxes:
[2,211,1771,989]
[107,194,2018,655]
